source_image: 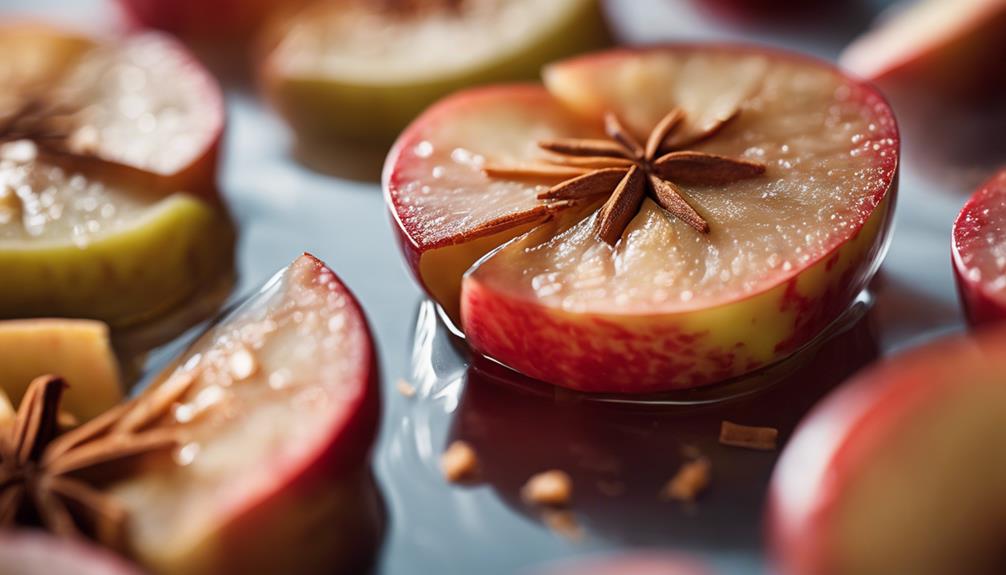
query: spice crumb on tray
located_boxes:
[522,470,573,507]
[719,421,778,451]
[396,378,416,398]
[662,458,711,502]
[441,440,479,483]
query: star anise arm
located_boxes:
[644,108,685,160]
[113,371,197,435]
[596,165,647,246]
[11,376,65,465]
[452,201,577,244]
[648,175,710,234]
[45,427,180,476]
[653,151,766,185]
[662,108,740,152]
[33,482,84,539]
[48,476,127,546]
[43,401,134,464]
[482,163,591,182]
[0,485,24,525]
[542,155,634,169]
[537,167,628,201]
[538,138,629,158]
[604,113,644,159]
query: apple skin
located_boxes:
[258,0,611,146]
[0,531,146,575]
[952,169,1006,327]
[127,253,382,575]
[114,0,298,42]
[766,326,1006,575]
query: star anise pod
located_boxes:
[482,108,766,246]
[0,97,78,150]
[0,373,192,545]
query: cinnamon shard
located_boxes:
[441,440,479,483]
[654,151,765,185]
[719,421,778,451]
[538,138,628,158]
[482,163,590,182]
[595,165,646,246]
[521,469,573,507]
[661,457,711,502]
[459,203,569,243]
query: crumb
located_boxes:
[522,470,573,506]
[396,378,416,398]
[542,509,584,542]
[440,440,478,482]
[681,444,703,459]
[719,421,778,451]
[662,457,711,502]
[596,479,625,497]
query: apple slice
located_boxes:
[768,326,1006,575]
[840,0,1006,103]
[0,532,145,575]
[259,0,610,145]
[0,319,122,421]
[953,169,1006,327]
[385,46,898,393]
[101,253,381,575]
[0,25,235,342]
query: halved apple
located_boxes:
[385,46,899,393]
[0,532,145,575]
[0,25,235,344]
[259,0,610,145]
[0,318,122,421]
[839,0,1006,104]
[768,326,1006,575]
[104,253,381,575]
[953,169,1006,327]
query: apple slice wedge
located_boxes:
[259,0,610,145]
[953,169,1006,327]
[0,532,145,575]
[0,25,235,343]
[103,253,381,575]
[768,327,1006,575]
[386,46,898,393]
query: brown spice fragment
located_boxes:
[662,457,711,502]
[541,509,584,542]
[440,440,478,483]
[396,378,416,398]
[521,469,573,507]
[719,421,778,451]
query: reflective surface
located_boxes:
[0,0,988,574]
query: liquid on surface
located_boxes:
[107,256,371,562]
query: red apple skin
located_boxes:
[953,169,1006,327]
[114,0,295,41]
[448,47,898,394]
[766,327,1006,575]
[134,253,382,575]
[0,531,145,575]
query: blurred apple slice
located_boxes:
[839,0,1006,103]
[0,319,122,421]
[259,0,609,145]
[0,25,234,343]
[0,532,145,575]
[768,327,1006,575]
[104,253,381,575]
[386,46,898,393]
[953,169,1006,327]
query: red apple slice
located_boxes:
[768,327,1006,575]
[0,531,145,575]
[104,253,381,574]
[839,0,1006,103]
[953,169,1006,327]
[385,46,898,393]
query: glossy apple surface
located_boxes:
[105,253,381,575]
[259,0,610,145]
[768,327,1006,575]
[0,25,235,342]
[386,46,898,393]
[0,531,145,575]
[953,169,1006,326]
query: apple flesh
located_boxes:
[0,319,122,421]
[953,169,1006,327]
[0,25,235,343]
[260,0,610,145]
[106,253,381,575]
[0,532,145,575]
[386,46,898,393]
[768,326,1006,575]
